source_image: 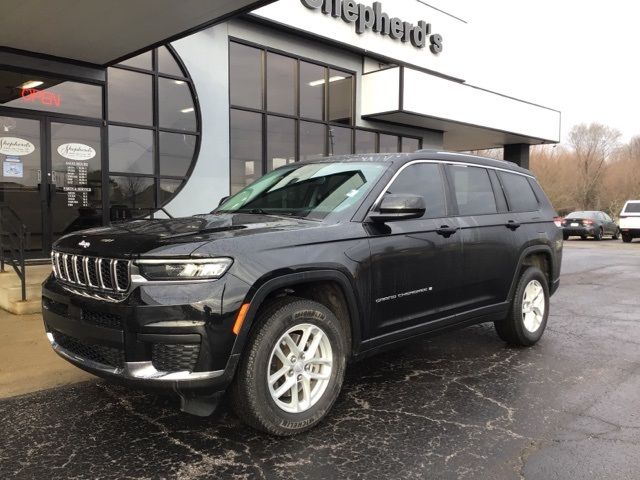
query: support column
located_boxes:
[503,144,530,169]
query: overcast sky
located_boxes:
[443,0,638,143]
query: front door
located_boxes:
[0,114,103,257]
[366,162,463,340]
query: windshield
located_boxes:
[216,162,387,220]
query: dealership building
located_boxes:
[0,0,561,259]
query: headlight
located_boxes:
[136,258,233,280]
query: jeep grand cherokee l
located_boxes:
[43,151,562,436]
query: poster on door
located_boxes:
[57,142,94,208]
[3,156,24,178]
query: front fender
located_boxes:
[230,269,363,358]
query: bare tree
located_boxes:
[567,123,621,210]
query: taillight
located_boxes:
[553,216,563,227]
[583,219,594,225]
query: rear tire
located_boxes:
[562,233,569,241]
[230,297,347,436]
[594,228,603,241]
[612,229,620,240]
[622,234,632,243]
[494,267,549,346]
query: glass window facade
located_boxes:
[228,41,421,194]
[108,46,200,218]
[229,42,263,110]
[107,68,153,126]
[267,52,296,115]
[230,109,262,194]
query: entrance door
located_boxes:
[0,115,45,255]
[47,120,103,248]
[0,114,103,257]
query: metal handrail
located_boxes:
[0,203,29,301]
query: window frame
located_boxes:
[106,45,201,216]
[228,38,422,193]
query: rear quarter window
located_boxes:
[499,172,540,212]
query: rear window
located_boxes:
[450,166,497,215]
[623,202,640,213]
[566,211,597,219]
[499,172,539,212]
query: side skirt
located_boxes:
[354,302,510,360]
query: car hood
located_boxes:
[53,213,321,257]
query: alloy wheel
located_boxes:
[267,324,333,414]
[522,280,545,333]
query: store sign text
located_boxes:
[0,137,35,156]
[21,88,62,107]
[300,0,443,53]
[57,143,96,161]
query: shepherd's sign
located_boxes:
[300,0,443,53]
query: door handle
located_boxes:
[48,183,56,204]
[436,225,458,237]
[506,220,521,230]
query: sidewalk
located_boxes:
[0,310,93,398]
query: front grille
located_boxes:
[52,330,125,369]
[152,343,200,373]
[52,251,131,293]
[82,310,123,330]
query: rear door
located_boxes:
[367,162,463,338]
[446,164,519,310]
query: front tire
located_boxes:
[612,229,620,240]
[230,297,347,436]
[494,267,550,346]
[622,234,632,243]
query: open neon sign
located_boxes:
[20,88,62,107]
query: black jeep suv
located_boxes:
[43,151,562,435]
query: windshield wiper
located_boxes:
[234,208,319,221]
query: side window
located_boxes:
[499,172,539,212]
[386,163,447,218]
[604,213,612,222]
[450,166,497,215]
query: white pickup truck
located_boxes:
[620,200,640,243]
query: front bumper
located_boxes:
[42,273,250,398]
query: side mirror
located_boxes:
[368,194,426,223]
[218,196,230,207]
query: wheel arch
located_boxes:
[231,269,363,359]
[507,245,556,301]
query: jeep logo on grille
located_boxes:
[78,240,90,249]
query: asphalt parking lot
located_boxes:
[1,240,639,480]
